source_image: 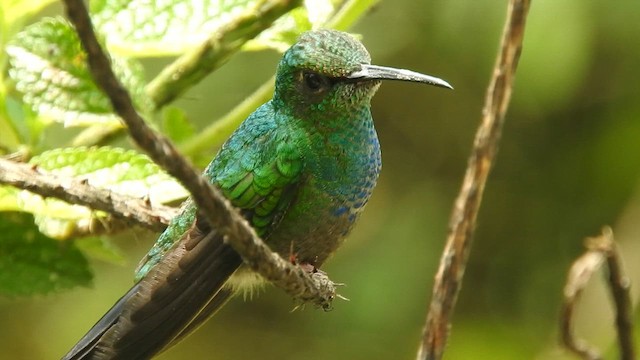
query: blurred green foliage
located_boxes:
[1,0,640,359]
[0,212,91,296]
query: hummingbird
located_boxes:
[63,29,451,359]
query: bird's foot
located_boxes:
[287,243,347,311]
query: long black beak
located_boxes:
[348,64,453,90]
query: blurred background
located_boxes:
[2,0,640,359]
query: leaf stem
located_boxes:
[327,0,379,31]
[180,77,274,156]
[145,0,301,110]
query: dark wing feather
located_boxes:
[63,220,242,360]
[160,287,235,352]
[62,283,141,359]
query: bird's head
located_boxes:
[273,29,452,119]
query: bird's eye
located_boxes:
[302,71,331,94]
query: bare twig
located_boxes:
[561,246,606,360]
[417,1,531,359]
[0,157,176,232]
[604,233,636,360]
[62,0,336,309]
[560,227,635,360]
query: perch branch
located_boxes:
[560,227,635,360]
[62,0,336,309]
[0,157,176,232]
[417,1,531,359]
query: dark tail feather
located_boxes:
[62,224,242,360]
[161,287,234,352]
[62,283,142,360]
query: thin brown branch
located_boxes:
[61,0,336,309]
[560,227,635,360]
[0,157,176,232]
[560,245,605,360]
[417,1,531,359]
[604,231,636,360]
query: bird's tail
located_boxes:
[62,223,242,360]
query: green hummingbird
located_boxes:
[63,29,451,359]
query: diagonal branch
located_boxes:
[0,157,176,232]
[560,227,635,360]
[605,234,636,360]
[417,1,532,359]
[62,0,336,309]
[561,244,606,360]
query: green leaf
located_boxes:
[162,106,195,143]
[0,95,23,151]
[6,17,148,128]
[93,0,255,57]
[0,212,92,296]
[11,146,187,239]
